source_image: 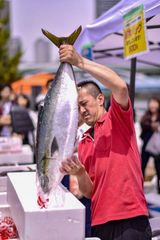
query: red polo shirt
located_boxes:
[78,96,148,226]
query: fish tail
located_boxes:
[41,26,82,48]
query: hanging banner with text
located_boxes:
[123,4,149,60]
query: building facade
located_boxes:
[96,0,121,17]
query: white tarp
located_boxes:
[75,0,160,52]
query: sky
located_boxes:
[9,0,95,62]
[8,0,160,70]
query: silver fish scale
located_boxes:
[36,63,78,194]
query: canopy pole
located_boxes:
[129,57,137,109]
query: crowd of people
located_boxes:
[0,84,37,147]
[0,47,160,239]
[140,97,160,193]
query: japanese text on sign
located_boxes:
[123,4,148,59]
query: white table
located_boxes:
[0,145,33,165]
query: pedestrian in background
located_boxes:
[15,93,37,147]
[140,97,160,193]
[35,78,54,110]
[0,85,16,137]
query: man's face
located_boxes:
[78,87,104,126]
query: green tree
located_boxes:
[0,0,22,86]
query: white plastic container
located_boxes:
[7,172,85,240]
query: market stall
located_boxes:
[75,0,160,106]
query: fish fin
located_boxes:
[41,154,49,175]
[41,25,82,48]
[51,136,59,156]
[36,103,44,138]
[67,26,82,45]
[38,101,44,114]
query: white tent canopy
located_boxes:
[75,0,160,53]
[75,0,160,106]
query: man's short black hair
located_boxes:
[77,80,102,98]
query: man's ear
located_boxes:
[97,93,105,106]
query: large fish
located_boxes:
[36,26,82,208]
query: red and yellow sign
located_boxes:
[123,4,148,59]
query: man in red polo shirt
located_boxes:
[60,45,151,240]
